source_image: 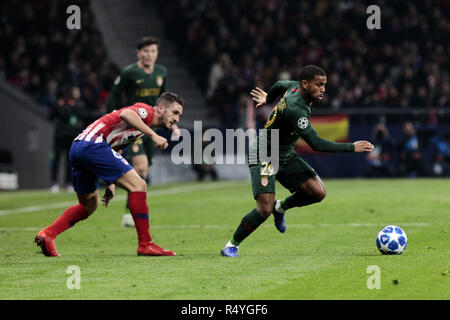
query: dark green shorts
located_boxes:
[125,136,155,166]
[250,157,317,199]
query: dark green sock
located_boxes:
[281,192,304,211]
[280,199,288,211]
[231,209,267,245]
[282,191,318,210]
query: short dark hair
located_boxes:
[299,65,326,81]
[137,37,159,50]
[156,92,184,107]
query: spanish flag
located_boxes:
[295,114,350,154]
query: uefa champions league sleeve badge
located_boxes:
[138,108,148,119]
[298,117,309,129]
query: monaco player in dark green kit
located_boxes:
[221,65,374,257]
[106,37,178,226]
[107,37,168,112]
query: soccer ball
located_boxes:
[376,225,407,255]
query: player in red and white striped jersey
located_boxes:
[75,102,158,150]
[35,92,184,257]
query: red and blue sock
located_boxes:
[128,191,152,245]
[44,204,89,238]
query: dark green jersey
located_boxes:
[253,80,354,164]
[106,63,168,112]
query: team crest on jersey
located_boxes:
[298,117,309,129]
[156,75,163,87]
[136,79,144,84]
[138,108,148,119]
[261,176,269,187]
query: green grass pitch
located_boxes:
[0,179,448,299]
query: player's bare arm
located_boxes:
[120,109,168,150]
[250,87,268,108]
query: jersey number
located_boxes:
[260,161,274,176]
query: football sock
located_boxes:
[128,191,152,245]
[125,172,147,214]
[45,204,89,238]
[280,199,289,211]
[282,191,318,210]
[231,209,267,245]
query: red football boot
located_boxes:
[35,230,60,257]
[137,242,176,256]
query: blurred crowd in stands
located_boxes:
[366,121,450,178]
[0,0,118,190]
[1,0,116,117]
[155,0,450,127]
[153,0,450,177]
[1,0,449,179]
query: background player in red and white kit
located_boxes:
[35,92,184,257]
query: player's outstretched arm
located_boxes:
[302,127,374,153]
[120,109,168,150]
[353,140,375,152]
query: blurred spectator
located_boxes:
[38,80,58,109]
[365,122,395,177]
[48,86,88,192]
[192,161,218,182]
[432,132,450,177]
[210,65,241,128]
[191,140,218,181]
[398,122,426,178]
[207,52,232,104]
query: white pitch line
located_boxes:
[0,181,242,217]
[152,222,433,228]
[0,201,75,216]
[0,222,433,232]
